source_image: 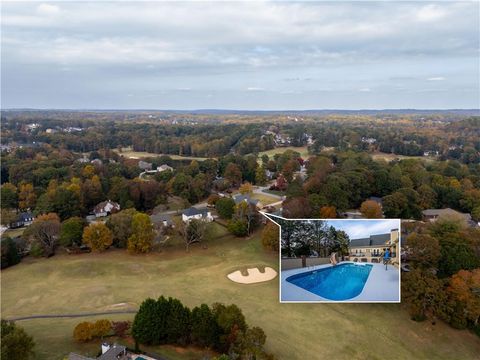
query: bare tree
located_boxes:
[26,213,61,256]
[175,218,208,252]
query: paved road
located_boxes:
[5,310,138,322]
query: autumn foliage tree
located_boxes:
[92,319,112,339]
[82,222,113,252]
[360,200,383,218]
[224,163,242,187]
[18,182,36,210]
[25,213,61,256]
[73,322,94,342]
[446,269,480,330]
[239,182,254,195]
[261,221,279,251]
[127,213,155,254]
[319,206,337,218]
[73,319,111,342]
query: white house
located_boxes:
[182,207,213,223]
[157,164,173,172]
[93,200,121,218]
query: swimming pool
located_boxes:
[285,263,373,300]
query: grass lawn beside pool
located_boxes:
[2,231,480,360]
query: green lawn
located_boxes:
[3,227,25,238]
[250,192,280,206]
[258,146,309,160]
[114,147,210,161]
[2,231,480,360]
[370,152,433,163]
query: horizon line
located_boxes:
[3,108,480,112]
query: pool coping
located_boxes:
[280,261,400,303]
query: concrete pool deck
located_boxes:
[281,261,400,303]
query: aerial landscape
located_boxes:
[1,1,479,360]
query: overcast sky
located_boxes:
[325,219,400,240]
[2,1,479,110]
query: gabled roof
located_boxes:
[68,353,95,360]
[18,212,34,221]
[422,208,471,219]
[370,233,390,246]
[349,238,370,247]
[182,207,209,217]
[98,345,126,360]
[94,200,120,214]
[150,213,173,224]
[350,232,391,247]
[233,194,259,206]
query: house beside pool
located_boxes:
[182,207,213,223]
[68,342,159,360]
[349,229,399,264]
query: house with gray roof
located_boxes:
[182,207,213,223]
[422,208,475,226]
[68,343,159,360]
[232,194,262,209]
[349,229,399,262]
[150,213,174,227]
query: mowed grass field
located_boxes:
[258,146,310,160]
[370,152,434,163]
[114,147,210,161]
[2,231,480,360]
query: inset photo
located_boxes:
[278,218,401,303]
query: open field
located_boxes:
[370,152,434,163]
[258,146,309,160]
[2,232,480,360]
[114,147,210,161]
[250,192,279,205]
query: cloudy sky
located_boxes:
[2,1,479,110]
[325,219,400,240]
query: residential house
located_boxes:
[69,342,158,360]
[349,229,399,263]
[138,160,153,170]
[93,200,121,218]
[265,169,274,180]
[9,212,35,228]
[422,208,475,226]
[157,164,173,172]
[150,213,174,228]
[77,155,89,163]
[232,194,263,210]
[361,137,377,144]
[182,207,213,223]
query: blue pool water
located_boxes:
[286,263,373,300]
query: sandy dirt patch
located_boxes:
[227,267,277,284]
